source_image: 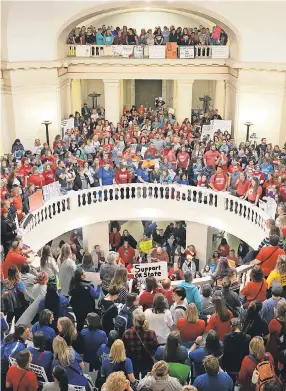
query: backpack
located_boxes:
[1,283,22,314]
[249,354,277,391]
[114,305,129,336]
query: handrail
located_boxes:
[21,184,269,252]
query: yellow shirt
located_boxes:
[267,270,286,288]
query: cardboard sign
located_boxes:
[200,124,215,142]
[42,181,61,202]
[29,189,44,212]
[149,45,166,59]
[75,45,91,57]
[166,42,177,59]
[133,262,168,282]
[179,46,195,59]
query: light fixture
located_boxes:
[42,121,52,146]
[243,122,253,142]
[88,92,101,109]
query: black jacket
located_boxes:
[70,280,95,315]
[1,217,16,246]
[222,331,251,373]
[73,173,90,191]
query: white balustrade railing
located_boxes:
[21,184,268,253]
[66,44,229,59]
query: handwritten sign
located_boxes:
[42,181,61,202]
[211,46,229,59]
[166,42,177,59]
[148,45,166,59]
[76,45,91,57]
[134,262,168,282]
[122,46,134,58]
[200,124,215,142]
[111,45,123,56]
[211,119,232,133]
[179,46,194,59]
[134,46,144,59]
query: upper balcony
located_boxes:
[21,184,268,253]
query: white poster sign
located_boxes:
[211,120,232,133]
[122,46,134,58]
[134,46,144,59]
[76,45,91,57]
[42,181,61,202]
[133,262,168,282]
[211,46,230,59]
[85,272,101,287]
[179,46,195,59]
[111,45,123,56]
[61,117,74,132]
[148,45,166,59]
[200,124,215,142]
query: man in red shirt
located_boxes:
[255,235,285,277]
[27,166,46,188]
[11,186,24,221]
[203,145,220,168]
[118,240,135,265]
[177,146,190,170]
[210,166,228,191]
[6,349,38,391]
[3,240,29,278]
[115,165,132,184]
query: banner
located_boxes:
[111,45,123,56]
[61,117,74,133]
[179,46,195,59]
[75,45,91,57]
[211,46,229,59]
[121,46,134,58]
[42,181,61,202]
[133,262,168,282]
[166,42,177,59]
[211,119,232,133]
[148,45,166,59]
[138,239,153,254]
[200,124,215,142]
[29,189,44,212]
[134,46,144,59]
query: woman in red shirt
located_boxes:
[206,296,232,341]
[240,266,267,307]
[177,146,190,170]
[139,276,159,310]
[28,166,46,188]
[176,303,205,348]
[238,336,274,391]
[6,349,38,391]
[244,177,262,205]
[42,164,55,185]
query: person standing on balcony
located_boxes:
[209,166,228,192]
[203,145,220,169]
[154,28,164,45]
[126,28,137,45]
[99,162,115,186]
[104,29,114,45]
[115,164,132,184]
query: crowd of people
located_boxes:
[67,24,228,46]
[1,101,286,391]
[1,219,286,391]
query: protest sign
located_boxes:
[211,120,232,133]
[166,42,177,59]
[111,45,123,56]
[133,262,168,282]
[149,45,166,59]
[75,45,91,57]
[200,124,215,142]
[42,181,61,202]
[179,46,195,59]
[29,189,44,212]
[122,46,134,58]
[134,46,144,59]
[211,45,229,59]
[138,239,153,254]
[85,272,101,287]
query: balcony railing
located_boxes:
[21,184,268,253]
[66,44,229,60]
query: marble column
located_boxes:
[82,221,110,256]
[176,80,194,123]
[103,79,120,125]
[215,80,226,118]
[186,222,212,268]
[71,79,82,114]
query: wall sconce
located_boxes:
[243,122,253,142]
[42,121,52,146]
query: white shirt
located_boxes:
[57,257,76,296]
[144,309,173,344]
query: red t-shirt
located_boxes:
[6,366,38,391]
[158,288,174,306]
[3,249,28,278]
[235,179,250,196]
[206,311,233,340]
[177,318,205,341]
[139,291,155,309]
[247,184,262,202]
[256,246,285,276]
[210,173,227,191]
[177,152,189,169]
[28,174,46,188]
[118,246,135,264]
[240,280,268,304]
[204,150,220,167]
[13,195,24,221]
[115,170,131,184]
[43,170,55,185]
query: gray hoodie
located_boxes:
[137,375,182,391]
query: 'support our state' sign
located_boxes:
[133,262,168,282]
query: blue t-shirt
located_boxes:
[260,163,273,175]
[101,357,133,378]
[99,167,114,186]
[16,281,26,293]
[193,372,233,391]
[177,178,189,185]
[80,328,107,363]
[96,344,111,364]
[189,344,223,377]
[136,168,149,183]
[96,33,104,45]
[104,35,114,45]
[27,347,53,380]
[52,351,87,387]
[31,323,56,350]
